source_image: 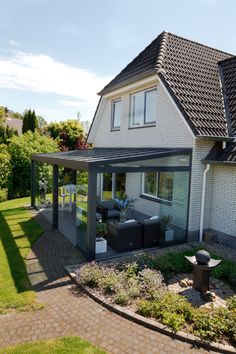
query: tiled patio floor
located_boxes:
[0,209,219,353]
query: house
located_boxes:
[3,117,22,134]
[31,31,236,260]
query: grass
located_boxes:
[0,336,106,354]
[0,197,43,314]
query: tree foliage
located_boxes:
[0,106,6,125]
[22,109,38,133]
[0,144,11,189]
[7,131,59,198]
[46,119,88,151]
[0,125,18,144]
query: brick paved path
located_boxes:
[0,210,219,354]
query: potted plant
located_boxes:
[96,222,108,254]
[160,215,174,242]
[113,196,135,222]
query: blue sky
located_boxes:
[0,0,236,123]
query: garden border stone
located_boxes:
[65,265,236,354]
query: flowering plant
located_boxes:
[113,196,135,211]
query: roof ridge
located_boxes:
[167,31,234,57]
[218,55,236,66]
[155,31,168,70]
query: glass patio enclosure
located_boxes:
[31,148,192,261]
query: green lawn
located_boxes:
[0,197,43,314]
[0,337,106,354]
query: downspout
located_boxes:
[199,164,210,242]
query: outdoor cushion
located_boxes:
[118,220,138,229]
[150,215,159,220]
[141,218,161,225]
[97,200,115,210]
[107,209,120,218]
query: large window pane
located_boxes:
[131,91,144,126]
[102,173,112,200]
[143,172,157,196]
[112,99,121,129]
[145,89,156,123]
[158,172,173,201]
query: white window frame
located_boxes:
[130,87,157,127]
[111,98,121,130]
[142,172,173,203]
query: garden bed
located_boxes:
[68,246,236,353]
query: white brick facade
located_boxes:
[210,165,236,235]
[89,75,236,243]
[89,78,194,148]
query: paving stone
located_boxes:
[0,210,223,353]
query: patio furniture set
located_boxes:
[96,200,171,253]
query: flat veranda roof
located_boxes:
[31,147,191,171]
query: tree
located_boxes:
[0,106,6,125]
[22,109,38,133]
[7,131,59,198]
[22,109,30,133]
[0,125,18,144]
[37,115,47,129]
[46,119,86,151]
[28,110,38,132]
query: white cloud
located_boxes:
[0,51,112,117]
[8,39,21,47]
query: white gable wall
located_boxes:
[89,77,194,148]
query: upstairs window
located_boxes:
[111,99,121,129]
[130,88,157,127]
[142,172,173,202]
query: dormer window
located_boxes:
[130,87,157,127]
[111,98,121,130]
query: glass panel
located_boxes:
[158,172,173,201]
[143,172,157,196]
[35,161,53,224]
[105,154,191,168]
[76,170,88,254]
[160,171,190,243]
[145,89,156,123]
[131,91,144,126]
[102,173,112,200]
[58,168,77,245]
[112,100,121,128]
[115,173,126,197]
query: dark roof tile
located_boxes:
[99,32,233,138]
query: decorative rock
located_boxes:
[187,279,193,286]
[195,250,211,265]
[179,279,188,288]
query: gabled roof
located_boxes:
[204,141,236,164]
[219,56,236,136]
[3,117,22,134]
[99,32,233,138]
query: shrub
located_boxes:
[7,131,58,198]
[0,188,8,202]
[77,262,103,288]
[227,295,236,310]
[139,268,166,298]
[137,292,193,331]
[98,267,121,293]
[191,308,233,342]
[0,144,11,189]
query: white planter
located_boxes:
[96,237,107,254]
[165,228,174,241]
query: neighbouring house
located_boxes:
[31,31,236,260]
[3,117,23,134]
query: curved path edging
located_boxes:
[67,269,236,354]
